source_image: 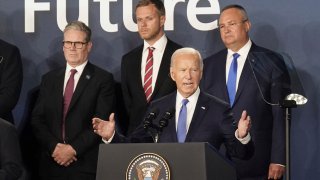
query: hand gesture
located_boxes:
[92,113,116,141]
[237,110,251,138]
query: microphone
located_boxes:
[158,108,175,132]
[143,108,159,130]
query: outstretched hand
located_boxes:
[237,110,251,138]
[92,113,116,141]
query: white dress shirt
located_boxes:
[141,34,168,91]
[63,61,88,94]
[225,39,252,91]
[175,88,200,132]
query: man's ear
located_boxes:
[245,20,251,33]
[170,67,175,81]
[160,15,166,28]
[87,41,93,52]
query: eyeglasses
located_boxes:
[63,41,88,49]
[218,19,248,31]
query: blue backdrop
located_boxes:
[0,0,319,179]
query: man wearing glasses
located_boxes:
[201,4,290,180]
[32,21,115,180]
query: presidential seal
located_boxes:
[126,153,170,180]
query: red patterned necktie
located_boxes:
[62,69,77,141]
[143,47,155,102]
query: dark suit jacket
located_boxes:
[201,43,290,178]
[31,62,115,179]
[115,91,253,160]
[0,118,22,180]
[0,39,23,123]
[121,39,182,135]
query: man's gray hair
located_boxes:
[171,47,203,69]
[64,21,92,42]
[220,4,249,21]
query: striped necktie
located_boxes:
[143,47,155,102]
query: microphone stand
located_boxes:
[148,127,160,143]
[146,109,174,143]
[281,94,307,180]
[143,109,160,143]
[248,55,307,180]
[144,123,160,143]
[281,100,296,180]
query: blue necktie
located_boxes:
[227,53,240,105]
[177,99,189,143]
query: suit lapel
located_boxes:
[133,46,148,102]
[234,59,251,105]
[164,92,179,142]
[55,68,66,118]
[151,40,172,99]
[216,50,230,102]
[68,62,93,111]
[185,92,209,142]
[234,45,259,105]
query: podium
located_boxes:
[96,142,236,180]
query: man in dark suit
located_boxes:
[0,39,23,124]
[121,0,182,135]
[93,47,252,160]
[31,21,115,180]
[201,5,290,180]
[0,118,23,180]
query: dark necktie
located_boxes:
[62,69,77,141]
[143,47,155,102]
[177,99,189,143]
[227,53,240,106]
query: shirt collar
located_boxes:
[66,60,88,74]
[227,39,252,59]
[143,34,167,53]
[176,87,200,105]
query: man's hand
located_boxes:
[237,110,251,138]
[92,113,116,141]
[268,163,285,179]
[52,143,77,167]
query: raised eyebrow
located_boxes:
[146,15,154,19]
[228,20,237,24]
[178,67,186,70]
[137,15,154,20]
[220,20,236,25]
